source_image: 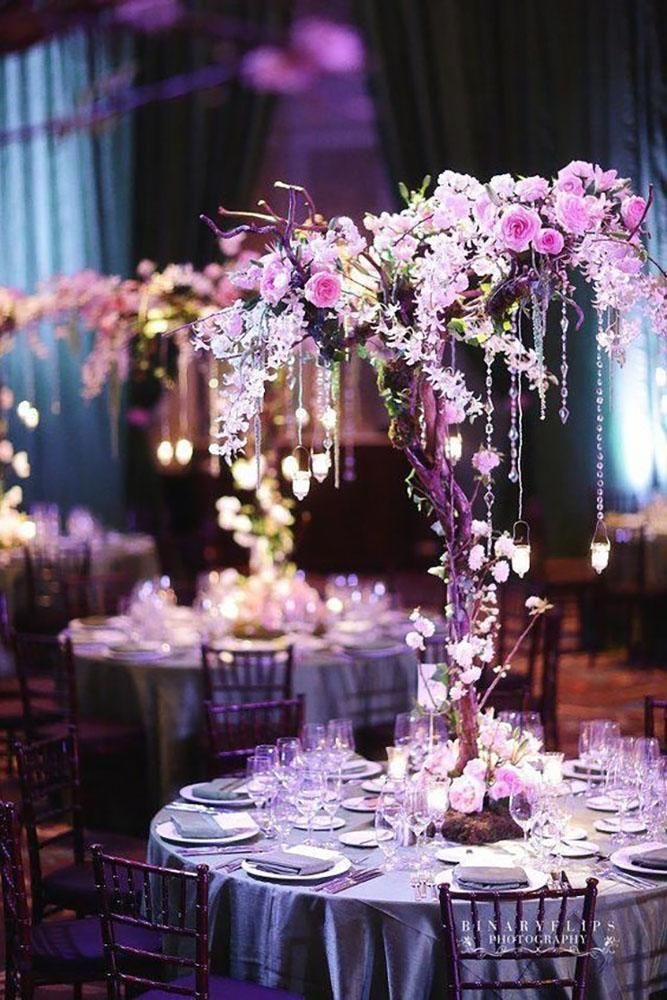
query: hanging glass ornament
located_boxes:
[508,368,519,484]
[311,450,331,483]
[591,520,611,574]
[291,444,311,501]
[511,520,531,578]
[531,289,547,420]
[156,439,173,466]
[444,427,462,464]
[281,453,299,481]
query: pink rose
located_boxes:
[621,196,647,232]
[593,165,618,191]
[463,757,487,782]
[554,193,592,235]
[489,764,525,801]
[515,176,550,202]
[449,774,486,814]
[472,449,501,475]
[304,270,342,309]
[534,227,564,255]
[443,401,465,424]
[260,255,292,304]
[555,173,584,196]
[499,206,541,253]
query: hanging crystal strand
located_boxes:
[484,350,495,553]
[333,361,341,489]
[517,371,524,522]
[343,352,356,483]
[254,410,262,490]
[559,298,570,424]
[208,358,220,477]
[590,320,611,572]
[296,346,304,449]
[508,369,518,483]
[531,288,547,420]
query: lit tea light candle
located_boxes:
[426,779,449,818]
[542,751,564,785]
[385,745,409,780]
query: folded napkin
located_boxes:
[191,781,249,803]
[455,865,529,890]
[245,849,333,876]
[573,762,603,775]
[167,812,223,840]
[632,848,667,871]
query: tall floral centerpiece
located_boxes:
[196,168,662,829]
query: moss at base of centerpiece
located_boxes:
[440,802,522,846]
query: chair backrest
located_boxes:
[537,609,563,750]
[16,729,85,919]
[201,642,294,704]
[13,631,77,738]
[63,571,136,620]
[0,800,33,995]
[0,589,11,647]
[439,877,599,999]
[645,696,667,751]
[206,695,304,776]
[92,846,209,1000]
[23,541,91,629]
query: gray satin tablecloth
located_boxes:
[148,792,667,1000]
[75,643,417,808]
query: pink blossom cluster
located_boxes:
[422,710,541,814]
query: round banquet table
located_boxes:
[73,635,417,808]
[148,781,667,1000]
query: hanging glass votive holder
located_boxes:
[444,426,463,464]
[590,520,611,574]
[511,520,531,578]
[291,445,311,501]
[311,450,331,483]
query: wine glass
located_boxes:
[520,712,545,749]
[375,786,404,871]
[295,770,324,845]
[327,719,355,766]
[509,788,536,860]
[246,754,278,834]
[406,779,430,870]
[578,721,596,793]
[425,776,449,851]
[321,770,343,848]
[301,723,328,757]
[605,737,637,843]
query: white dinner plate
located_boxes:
[610,842,667,878]
[70,628,128,647]
[293,815,346,831]
[179,782,254,808]
[594,816,647,835]
[361,777,388,794]
[437,846,512,866]
[341,796,379,813]
[156,812,258,845]
[338,829,392,849]
[437,866,549,894]
[586,794,639,813]
[106,641,170,662]
[560,780,588,796]
[564,825,588,841]
[341,760,384,782]
[242,845,351,883]
[556,840,600,859]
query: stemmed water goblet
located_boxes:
[374,782,405,871]
[301,723,328,760]
[406,779,431,871]
[295,769,324,845]
[327,718,355,768]
[321,770,343,848]
[509,787,536,862]
[246,751,279,835]
[605,737,637,844]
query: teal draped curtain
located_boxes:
[358,0,666,555]
[0,30,133,525]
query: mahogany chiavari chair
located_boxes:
[645,695,667,752]
[92,846,303,1000]
[205,695,304,776]
[13,629,145,759]
[63,570,137,620]
[439,877,599,999]
[16,729,100,919]
[0,799,110,999]
[20,541,91,633]
[201,641,294,705]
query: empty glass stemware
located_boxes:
[509,788,536,861]
[321,770,343,848]
[295,770,324,846]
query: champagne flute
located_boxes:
[321,770,343,848]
